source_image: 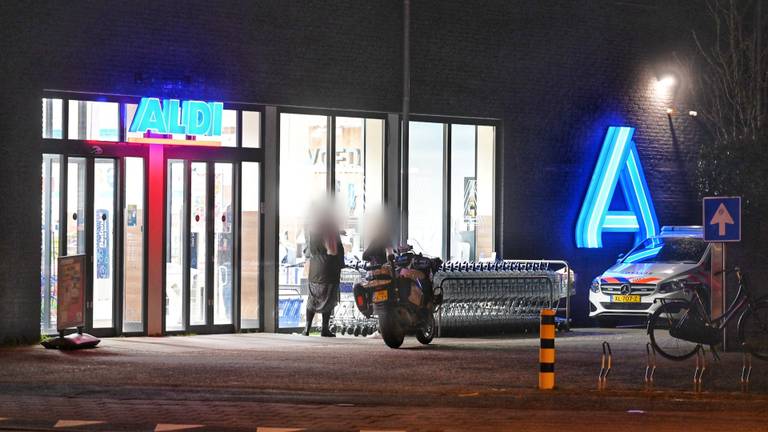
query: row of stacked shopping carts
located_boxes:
[433,260,573,335]
[326,259,573,337]
[329,267,379,337]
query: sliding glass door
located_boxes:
[165,159,258,333]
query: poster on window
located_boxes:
[464,177,477,223]
[190,232,198,269]
[95,209,110,279]
[57,254,86,330]
[126,204,137,227]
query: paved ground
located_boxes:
[0,329,766,431]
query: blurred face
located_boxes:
[308,198,341,233]
[364,208,390,243]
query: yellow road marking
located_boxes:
[155,424,205,431]
[54,420,106,428]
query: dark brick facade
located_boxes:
[0,0,710,341]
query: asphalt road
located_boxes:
[0,329,766,431]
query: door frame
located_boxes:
[162,146,262,335]
[41,140,150,337]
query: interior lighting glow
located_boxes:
[575,126,660,248]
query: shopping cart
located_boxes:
[329,266,379,337]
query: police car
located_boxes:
[589,226,712,326]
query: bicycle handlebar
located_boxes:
[714,266,742,281]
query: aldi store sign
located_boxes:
[575,126,659,248]
[129,97,223,145]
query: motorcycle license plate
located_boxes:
[612,295,641,303]
[372,290,388,303]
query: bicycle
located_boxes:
[647,267,768,361]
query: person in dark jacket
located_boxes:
[302,207,344,337]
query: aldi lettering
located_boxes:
[129,97,223,137]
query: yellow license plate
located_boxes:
[372,290,388,303]
[612,295,641,303]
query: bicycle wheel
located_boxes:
[738,301,768,361]
[648,300,701,361]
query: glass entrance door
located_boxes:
[40,154,146,336]
[164,159,258,334]
[122,157,145,333]
[165,160,235,332]
[92,158,117,330]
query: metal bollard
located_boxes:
[598,341,612,390]
[741,347,752,393]
[644,342,656,390]
[693,345,706,393]
[539,309,556,390]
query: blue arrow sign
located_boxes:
[703,197,741,242]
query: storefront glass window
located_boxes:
[93,158,116,328]
[241,162,260,329]
[66,157,87,256]
[408,121,445,257]
[189,163,207,326]
[242,111,261,148]
[165,160,186,332]
[68,100,119,141]
[41,154,61,332]
[476,125,496,260]
[214,163,234,324]
[334,117,384,260]
[278,113,328,328]
[42,98,63,139]
[123,157,144,333]
[407,122,496,261]
[450,125,477,261]
[220,110,237,147]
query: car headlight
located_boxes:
[658,279,686,294]
[590,277,600,293]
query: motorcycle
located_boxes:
[353,245,443,349]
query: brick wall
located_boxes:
[0,0,711,339]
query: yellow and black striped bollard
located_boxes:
[539,309,556,390]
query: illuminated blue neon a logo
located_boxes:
[129,97,223,136]
[575,126,659,248]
